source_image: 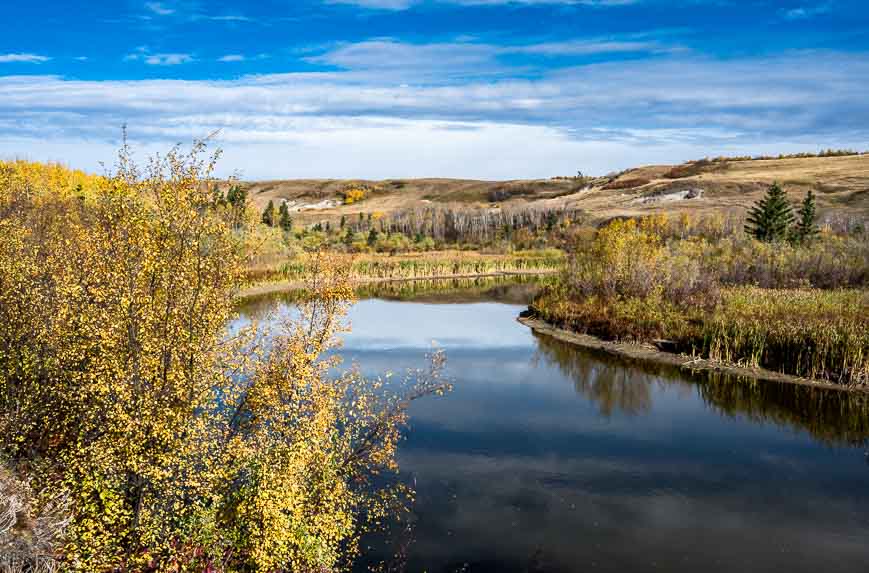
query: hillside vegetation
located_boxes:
[240,153,869,228]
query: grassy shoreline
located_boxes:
[528,286,868,387]
[241,249,564,297]
[238,268,557,299]
[518,314,869,393]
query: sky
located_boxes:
[0,0,867,180]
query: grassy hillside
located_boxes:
[240,153,869,226]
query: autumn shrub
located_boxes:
[706,234,869,288]
[340,186,367,205]
[564,216,718,305]
[0,147,450,571]
[662,158,716,179]
[601,177,651,190]
[531,214,869,384]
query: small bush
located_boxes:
[602,177,652,190]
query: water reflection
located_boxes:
[235,275,546,320]
[237,291,869,572]
[534,332,869,445]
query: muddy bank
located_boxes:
[518,315,868,394]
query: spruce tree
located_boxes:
[793,190,819,244]
[278,202,293,231]
[745,182,794,242]
[262,200,275,227]
[367,228,379,247]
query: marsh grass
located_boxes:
[698,288,868,385]
[532,287,868,385]
[245,249,564,285]
[532,215,869,386]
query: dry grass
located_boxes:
[530,215,869,385]
[236,155,869,229]
[244,249,565,285]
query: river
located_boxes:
[237,284,869,573]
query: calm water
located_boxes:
[238,288,869,573]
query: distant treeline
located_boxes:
[342,204,587,244]
[695,149,868,164]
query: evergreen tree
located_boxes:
[225,185,247,230]
[340,215,346,229]
[278,202,293,231]
[226,185,246,209]
[545,211,558,232]
[793,190,819,244]
[367,228,379,247]
[261,200,276,227]
[745,182,794,242]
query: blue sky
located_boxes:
[1,0,867,179]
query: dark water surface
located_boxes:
[237,288,869,573]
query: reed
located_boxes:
[531,214,869,386]
[244,249,564,285]
[698,288,868,385]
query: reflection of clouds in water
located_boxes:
[398,448,869,572]
[341,300,531,350]
[235,295,869,571]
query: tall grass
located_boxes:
[245,249,564,285]
[699,288,868,384]
[531,215,869,385]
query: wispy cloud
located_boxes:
[218,54,246,62]
[326,0,639,10]
[307,37,683,79]
[783,2,834,20]
[125,47,193,65]
[0,53,51,63]
[144,1,175,16]
[1,50,866,178]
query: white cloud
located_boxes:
[144,1,175,15]
[306,37,683,78]
[0,53,51,63]
[218,54,246,62]
[125,47,194,66]
[783,2,833,20]
[0,49,867,179]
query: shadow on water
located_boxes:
[533,332,869,446]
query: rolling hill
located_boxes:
[238,153,869,227]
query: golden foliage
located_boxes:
[341,187,367,205]
[533,214,869,384]
[0,148,450,571]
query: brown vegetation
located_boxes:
[236,154,869,234]
[529,214,869,386]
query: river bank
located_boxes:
[239,269,557,299]
[518,315,869,394]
